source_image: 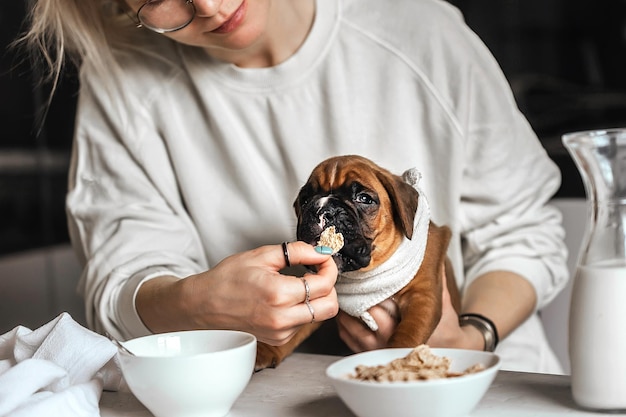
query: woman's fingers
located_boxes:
[252,280,338,345]
[300,281,339,322]
[336,302,399,352]
[265,241,338,303]
[336,311,370,352]
[260,241,337,271]
[237,242,339,344]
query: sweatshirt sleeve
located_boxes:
[446,11,570,310]
[67,68,207,340]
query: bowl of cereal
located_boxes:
[326,345,500,417]
[117,330,256,417]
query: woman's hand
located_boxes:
[136,241,339,345]
[336,299,399,352]
[426,270,483,350]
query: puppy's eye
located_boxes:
[356,193,376,205]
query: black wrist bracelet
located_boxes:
[458,313,499,352]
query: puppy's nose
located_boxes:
[318,206,343,228]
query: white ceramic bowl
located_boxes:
[326,348,501,417]
[117,330,256,417]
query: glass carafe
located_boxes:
[563,128,626,411]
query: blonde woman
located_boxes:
[20,0,569,373]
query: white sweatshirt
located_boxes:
[68,0,569,373]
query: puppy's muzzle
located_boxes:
[297,197,372,272]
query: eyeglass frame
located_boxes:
[135,0,196,33]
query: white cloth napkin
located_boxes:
[335,168,431,331]
[0,312,123,417]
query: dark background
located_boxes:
[2,0,626,256]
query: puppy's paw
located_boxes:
[255,343,283,371]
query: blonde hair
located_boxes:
[16,0,134,95]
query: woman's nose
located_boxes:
[192,0,223,17]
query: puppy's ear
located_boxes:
[293,188,304,219]
[293,182,313,219]
[379,173,419,239]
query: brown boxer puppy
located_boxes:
[255,155,460,370]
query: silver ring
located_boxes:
[282,242,291,267]
[305,300,315,323]
[301,278,311,303]
[301,278,314,323]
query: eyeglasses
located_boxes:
[136,0,196,33]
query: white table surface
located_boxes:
[100,352,626,417]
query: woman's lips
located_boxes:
[211,0,247,34]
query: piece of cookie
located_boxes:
[317,226,345,254]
